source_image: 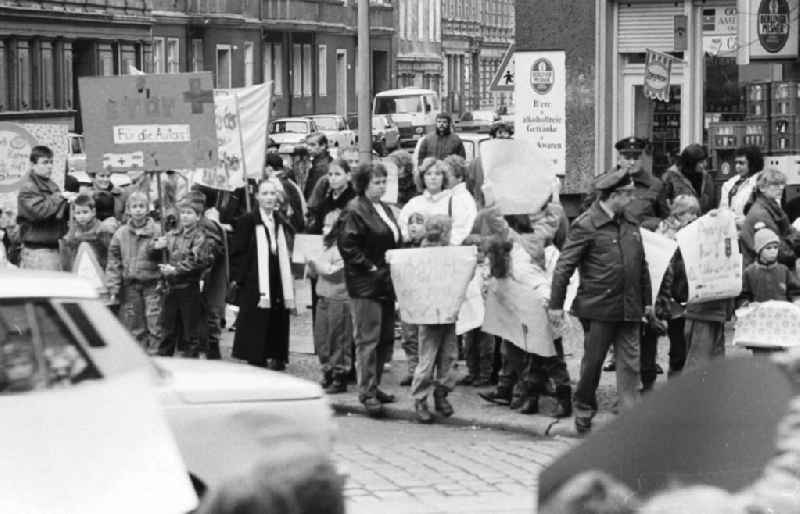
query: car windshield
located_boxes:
[271,120,309,134]
[472,111,496,122]
[373,116,389,127]
[375,96,423,115]
[313,117,339,131]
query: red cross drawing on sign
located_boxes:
[182,78,214,114]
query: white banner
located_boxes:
[641,229,679,305]
[480,139,557,215]
[513,50,566,176]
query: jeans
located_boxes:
[574,320,641,419]
[119,281,163,353]
[411,323,458,400]
[684,319,725,370]
[640,323,659,389]
[158,283,202,357]
[400,321,419,376]
[20,246,61,271]
[314,297,353,378]
[350,297,395,401]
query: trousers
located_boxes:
[314,297,353,378]
[463,329,494,381]
[119,281,163,353]
[667,318,687,376]
[684,319,725,370]
[158,283,202,357]
[411,323,458,400]
[400,321,419,375]
[350,297,395,401]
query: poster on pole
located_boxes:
[514,50,566,176]
[676,210,742,303]
[386,246,477,324]
[640,228,679,305]
[480,139,557,214]
[78,73,218,173]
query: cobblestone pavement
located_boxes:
[334,416,577,514]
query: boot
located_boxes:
[375,389,396,404]
[324,375,347,394]
[553,385,572,418]
[433,388,454,417]
[206,341,222,360]
[479,385,512,405]
[575,416,592,434]
[518,384,541,415]
[415,399,434,423]
[509,383,528,410]
[320,369,333,389]
[363,396,384,418]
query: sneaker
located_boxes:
[375,389,396,404]
[415,399,434,423]
[363,397,384,418]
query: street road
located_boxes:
[333,414,576,514]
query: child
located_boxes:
[153,195,213,358]
[59,194,114,274]
[398,212,426,386]
[739,223,800,305]
[411,214,459,423]
[308,214,352,394]
[106,191,163,353]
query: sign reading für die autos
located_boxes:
[513,51,566,176]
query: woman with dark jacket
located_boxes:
[306,159,356,235]
[230,178,296,370]
[661,144,716,214]
[741,168,800,269]
[338,162,401,417]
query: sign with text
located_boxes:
[734,300,800,348]
[643,49,675,102]
[703,6,738,57]
[79,73,217,173]
[738,0,799,62]
[480,139,557,215]
[514,50,566,175]
[386,246,477,325]
[676,210,742,303]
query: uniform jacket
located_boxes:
[16,171,69,247]
[740,261,800,304]
[741,193,800,268]
[661,167,716,214]
[338,195,401,300]
[105,218,162,297]
[156,223,213,288]
[625,169,668,230]
[303,152,332,200]
[550,202,651,322]
[417,132,466,165]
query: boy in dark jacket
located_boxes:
[59,194,114,273]
[154,196,214,358]
[740,223,800,305]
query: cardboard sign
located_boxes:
[79,73,218,173]
[676,210,742,303]
[291,234,324,265]
[480,139,557,215]
[734,301,800,348]
[641,229,678,305]
[483,276,556,356]
[386,246,477,324]
[456,268,485,336]
[73,242,108,297]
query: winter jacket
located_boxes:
[155,223,213,288]
[198,216,229,307]
[306,178,356,234]
[416,132,466,166]
[549,202,651,322]
[741,193,800,268]
[625,169,669,231]
[92,185,125,222]
[338,195,401,300]
[661,167,716,214]
[16,171,69,247]
[105,218,162,297]
[304,152,332,200]
[740,261,800,304]
[59,218,114,272]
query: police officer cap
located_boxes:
[594,168,635,192]
[614,136,648,154]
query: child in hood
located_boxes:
[739,222,800,305]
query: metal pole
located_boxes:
[357,0,372,164]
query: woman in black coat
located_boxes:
[338,162,401,417]
[230,178,295,370]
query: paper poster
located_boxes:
[676,210,742,303]
[291,234,324,265]
[386,246,477,324]
[641,229,679,305]
[456,268,485,335]
[73,242,108,296]
[379,158,399,204]
[79,73,217,173]
[483,276,556,356]
[734,301,800,348]
[480,139,557,215]
[0,371,197,513]
[0,121,68,210]
[513,50,566,175]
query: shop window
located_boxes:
[244,41,254,86]
[166,38,180,73]
[216,44,232,89]
[318,45,327,97]
[97,43,114,77]
[153,37,165,73]
[191,39,204,72]
[120,44,138,75]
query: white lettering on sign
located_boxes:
[113,124,191,144]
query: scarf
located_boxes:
[255,212,295,310]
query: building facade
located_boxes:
[0,0,395,129]
[394,0,443,95]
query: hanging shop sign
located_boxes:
[643,49,675,102]
[739,0,799,61]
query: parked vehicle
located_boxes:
[0,271,336,495]
[308,114,357,150]
[372,115,400,155]
[454,110,499,133]
[373,88,441,148]
[269,117,319,146]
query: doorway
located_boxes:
[372,50,388,95]
[336,49,347,117]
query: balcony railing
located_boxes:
[6,0,152,17]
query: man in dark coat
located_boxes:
[549,169,652,434]
[303,133,332,200]
[416,113,466,166]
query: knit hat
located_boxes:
[178,192,205,215]
[753,222,780,255]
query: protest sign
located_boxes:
[640,229,678,305]
[379,158,399,204]
[483,276,556,356]
[387,246,477,324]
[456,269,485,335]
[79,73,217,173]
[480,139,557,215]
[0,121,68,209]
[734,301,800,349]
[291,234,325,265]
[676,210,742,303]
[192,82,272,191]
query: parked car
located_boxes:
[373,88,441,148]
[372,115,400,156]
[412,132,491,167]
[308,114,357,150]
[454,110,499,133]
[66,132,87,175]
[269,117,319,146]
[0,271,336,495]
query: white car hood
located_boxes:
[154,357,323,403]
[270,132,305,144]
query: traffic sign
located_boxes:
[489,45,515,92]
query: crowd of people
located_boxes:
[4,112,799,437]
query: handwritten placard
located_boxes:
[480,139,557,214]
[641,228,679,305]
[386,246,477,324]
[456,267,485,335]
[677,210,742,303]
[291,234,325,265]
[734,301,800,348]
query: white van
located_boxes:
[373,88,440,148]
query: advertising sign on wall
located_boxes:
[739,0,799,61]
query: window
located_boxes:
[15,40,31,110]
[292,43,302,97]
[37,41,54,109]
[302,44,312,97]
[119,44,137,75]
[263,42,272,85]
[244,42,254,86]
[263,42,283,96]
[192,39,204,72]
[318,45,327,97]
[166,38,180,73]
[152,37,165,73]
[0,42,7,111]
[216,45,232,89]
[98,43,114,77]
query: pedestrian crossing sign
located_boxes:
[490,45,515,92]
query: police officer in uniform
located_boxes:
[548,169,652,434]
